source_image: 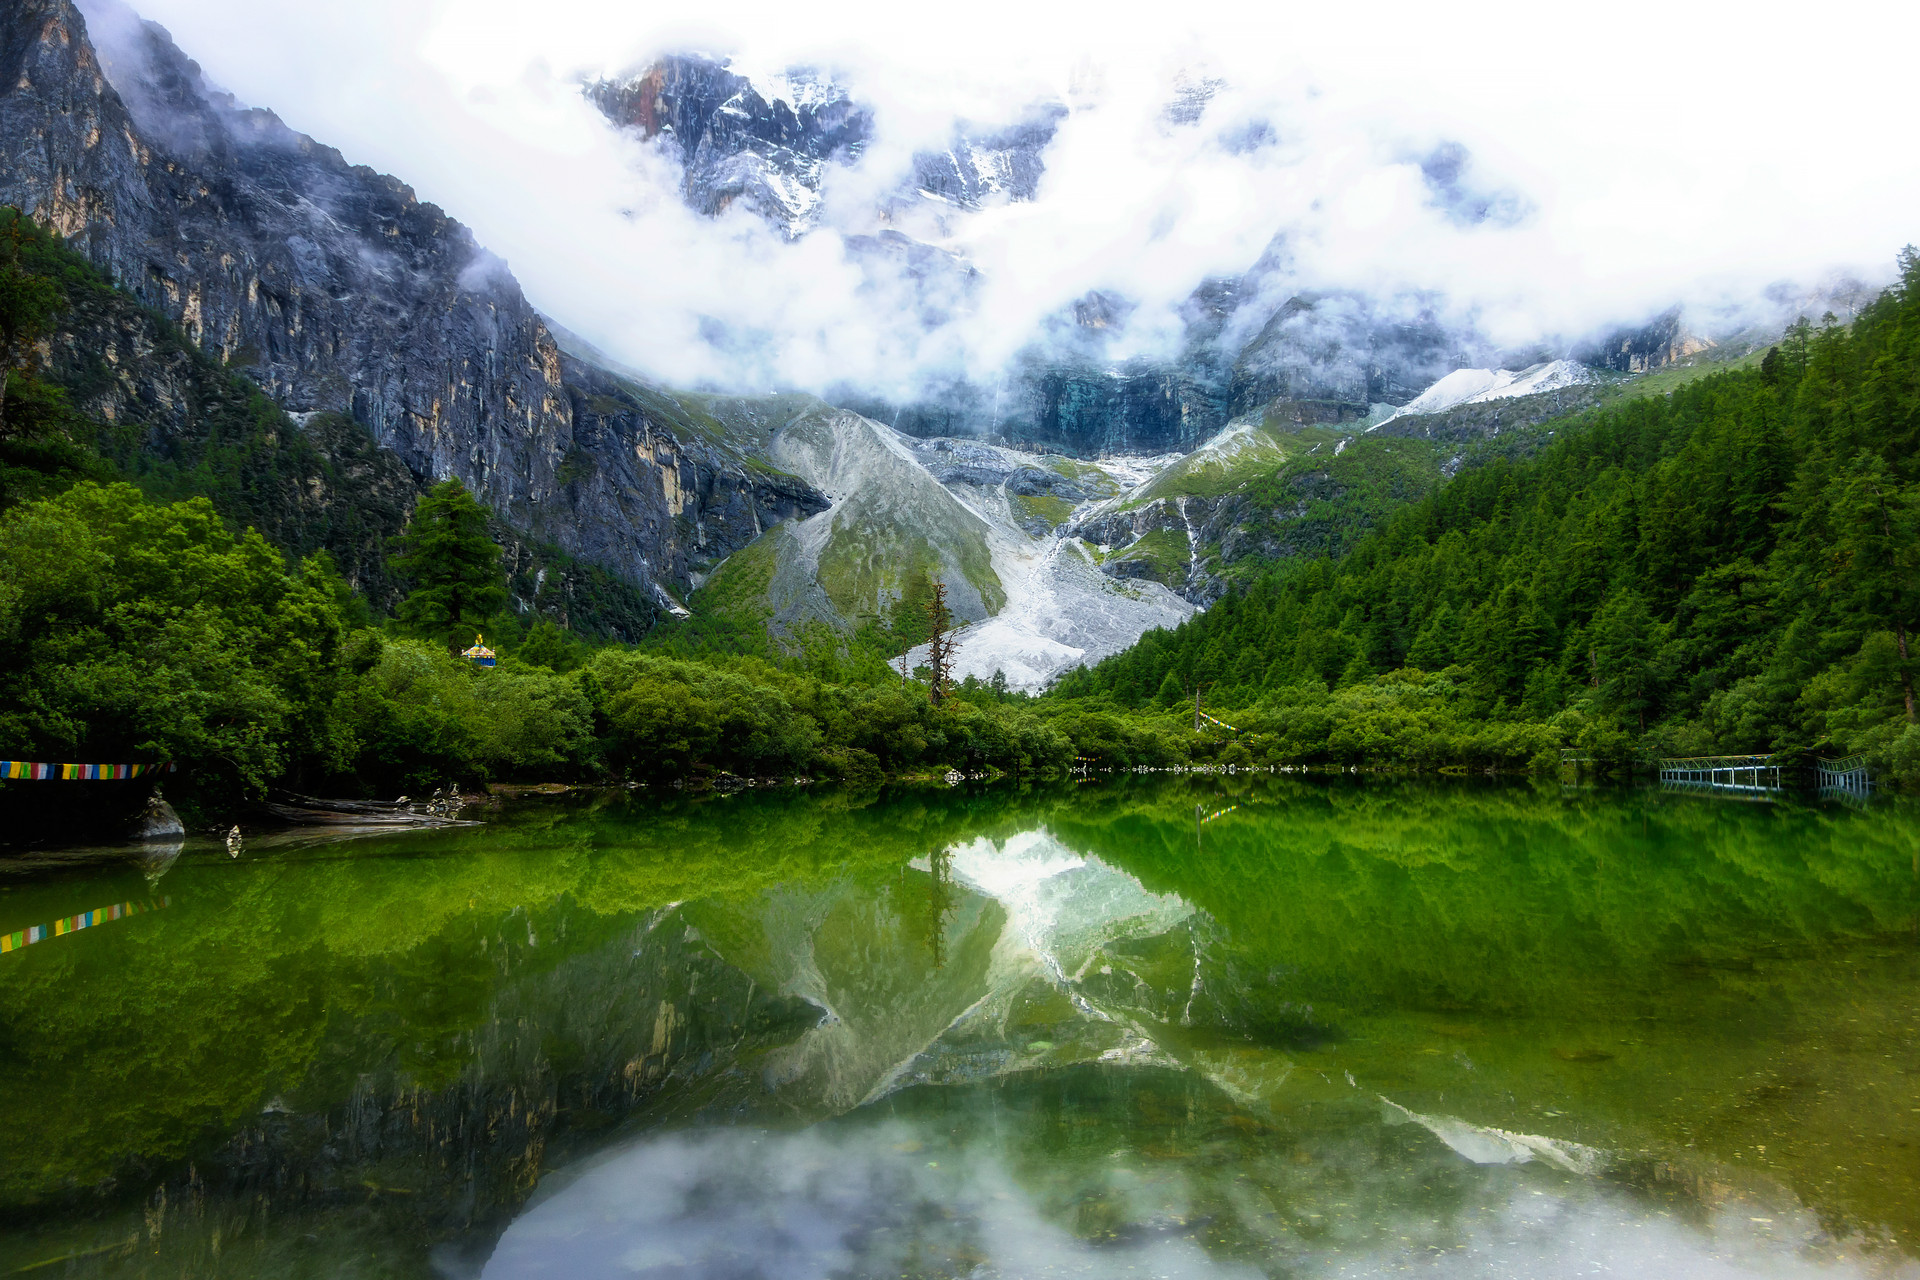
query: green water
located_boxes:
[1,778,1917,1279]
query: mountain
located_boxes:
[1051,269,1920,785]
[679,400,1196,687]
[1370,359,1597,427]
[0,0,829,626]
[0,0,1836,689]
[587,58,870,238]
[588,56,1064,240]
[586,55,1485,457]
[582,53,1870,475]
[0,3,1413,680]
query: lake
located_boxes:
[2,776,1917,1279]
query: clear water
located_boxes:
[1,777,1917,1279]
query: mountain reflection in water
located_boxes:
[0,777,1916,1279]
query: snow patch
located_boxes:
[1371,359,1595,429]
[1380,1098,1611,1175]
[895,438,1193,690]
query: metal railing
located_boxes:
[1656,755,1783,792]
[1816,753,1873,795]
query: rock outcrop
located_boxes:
[1579,305,1716,374]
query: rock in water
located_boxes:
[131,794,184,840]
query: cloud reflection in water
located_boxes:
[483,1112,1891,1280]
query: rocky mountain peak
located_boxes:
[588,54,1066,240]
[588,56,868,236]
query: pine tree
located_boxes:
[1592,589,1661,731]
[0,214,63,441]
[1406,603,1458,670]
[390,479,507,648]
[1824,458,1919,722]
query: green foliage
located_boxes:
[0,210,65,440]
[0,483,356,816]
[0,372,112,507]
[334,640,595,794]
[514,618,586,672]
[0,209,662,640]
[0,209,1077,806]
[0,482,1072,818]
[390,479,509,648]
[584,648,1071,782]
[1107,528,1192,586]
[1051,252,1920,783]
[0,213,111,506]
[1008,490,1074,529]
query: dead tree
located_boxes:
[924,580,962,706]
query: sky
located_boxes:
[99,0,1920,397]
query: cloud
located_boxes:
[90,0,1920,400]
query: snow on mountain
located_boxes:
[897,438,1195,690]
[695,403,1194,690]
[1370,359,1595,429]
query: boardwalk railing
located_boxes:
[1657,755,1782,792]
[1816,753,1873,796]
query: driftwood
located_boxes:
[255,790,478,829]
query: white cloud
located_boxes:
[103,0,1920,397]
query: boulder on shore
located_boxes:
[131,795,185,841]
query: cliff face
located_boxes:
[1,0,571,517]
[1579,305,1718,374]
[0,0,828,623]
[556,358,829,599]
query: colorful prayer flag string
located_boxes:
[0,761,176,780]
[1,896,171,955]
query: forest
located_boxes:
[0,211,1075,827]
[2,201,1917,831]
[1051,251,1920,786]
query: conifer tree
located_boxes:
[1825,459,1919,722]
[0,214,62,441]
[390,479,507,648]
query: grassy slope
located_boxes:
[1616,345,1771,400]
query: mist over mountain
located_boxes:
[0,0,835,630]
[565,50,1885,458]
[94,0,1911,421]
